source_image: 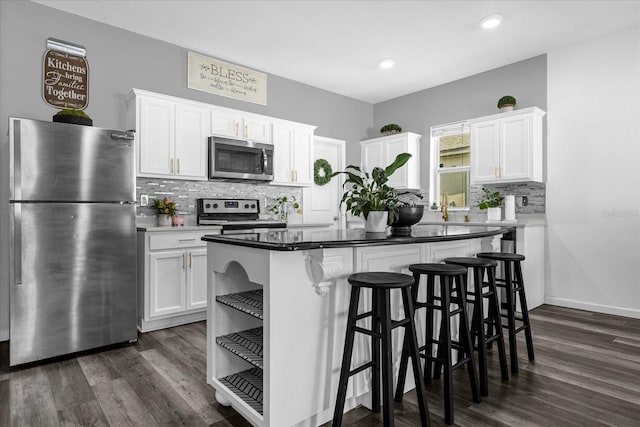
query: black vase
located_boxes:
[390,206,424,236]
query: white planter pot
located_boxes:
[499,105,515,112]
[487,207,502,222]
[157,214,172,227]
[365,211,388,233]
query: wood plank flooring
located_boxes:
[1,305,640,426]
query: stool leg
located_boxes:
[473,267,489,397]
[487,266,509,381]
[504,261,519,374]
[440,276,454,425]
[424,274,436,384]
[401,286,430,427]
[515,261,535,362]
[332,286,361,426]
[457,273,481,404]
[394,276,421,402]
[371,288,381,412]
[379,288,395,427]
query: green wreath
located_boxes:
[313,158,333,186]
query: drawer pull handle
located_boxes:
[179,238,196,242]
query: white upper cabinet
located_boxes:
[126,89,317,184]
[470,107,546,184]
[125,89,208,180]
[210,108,271,143]
[271,121,315,186]
[360,132,421,189]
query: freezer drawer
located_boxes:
[10,202,137,366]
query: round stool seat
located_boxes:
[444,257,498,268]
[348,272,414,289]
[477,252,525,262]
[409,263,467,276]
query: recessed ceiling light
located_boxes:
[378,58,395,69]
[481,14,502,29]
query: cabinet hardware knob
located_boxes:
[189,253,192,269]
[245,124,248,139]
[178,238,196,242]
[177,159,180,174]
[182,253,186,270]
[171,159,174,174]
[235,122,239,136]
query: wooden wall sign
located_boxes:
[43,49,89,109]
[188,52,267,105]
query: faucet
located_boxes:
[441,193,449,222]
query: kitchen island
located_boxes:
[202,225,511,427]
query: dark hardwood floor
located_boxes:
[1,305,640,426]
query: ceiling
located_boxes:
[32,0,640,104]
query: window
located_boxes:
[430,122,470,209]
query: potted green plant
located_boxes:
[268,196,301,222]
[52,109,93,126]
[332,153,411,232]
[380,123,402,136]
[477,187,504,221]
[152,197,177,226]
[497,95,516,112]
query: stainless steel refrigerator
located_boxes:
[8,117,138,366]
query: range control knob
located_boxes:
[213,203,219,209]
[205,203,211,209]
[251,204,256,209]
[244,204,250,209]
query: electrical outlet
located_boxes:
[140,194,148,206]
[515,195,528,207]
[522,196,528,206]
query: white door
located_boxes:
[302,136,346,229]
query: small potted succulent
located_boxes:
[53,109,93,126]
[497,95,516,112]
[380,123,402,136]
[477,187,504,221]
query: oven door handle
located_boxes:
[262,149,268,175]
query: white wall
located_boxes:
[546,27,640,317]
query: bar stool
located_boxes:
[443,257,509,396]
[394,264,480,425]
[476,252,535,374]
[332,272,429,427]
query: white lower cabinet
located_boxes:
[138,230,214,332]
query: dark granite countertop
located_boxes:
[202,225,512,251]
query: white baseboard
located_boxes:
[545,297,640,319]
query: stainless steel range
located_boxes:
[197,198,286,233]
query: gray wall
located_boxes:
[0,0,372,340]
[373,55,547,211]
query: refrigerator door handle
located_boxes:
[14,203,22,285]
[110,132,134,140]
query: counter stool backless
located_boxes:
[332,272,429,427]
[443,257,509,396]
[476,252,535,374]
[394,263,480,425]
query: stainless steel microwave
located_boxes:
[208,136,274,182]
